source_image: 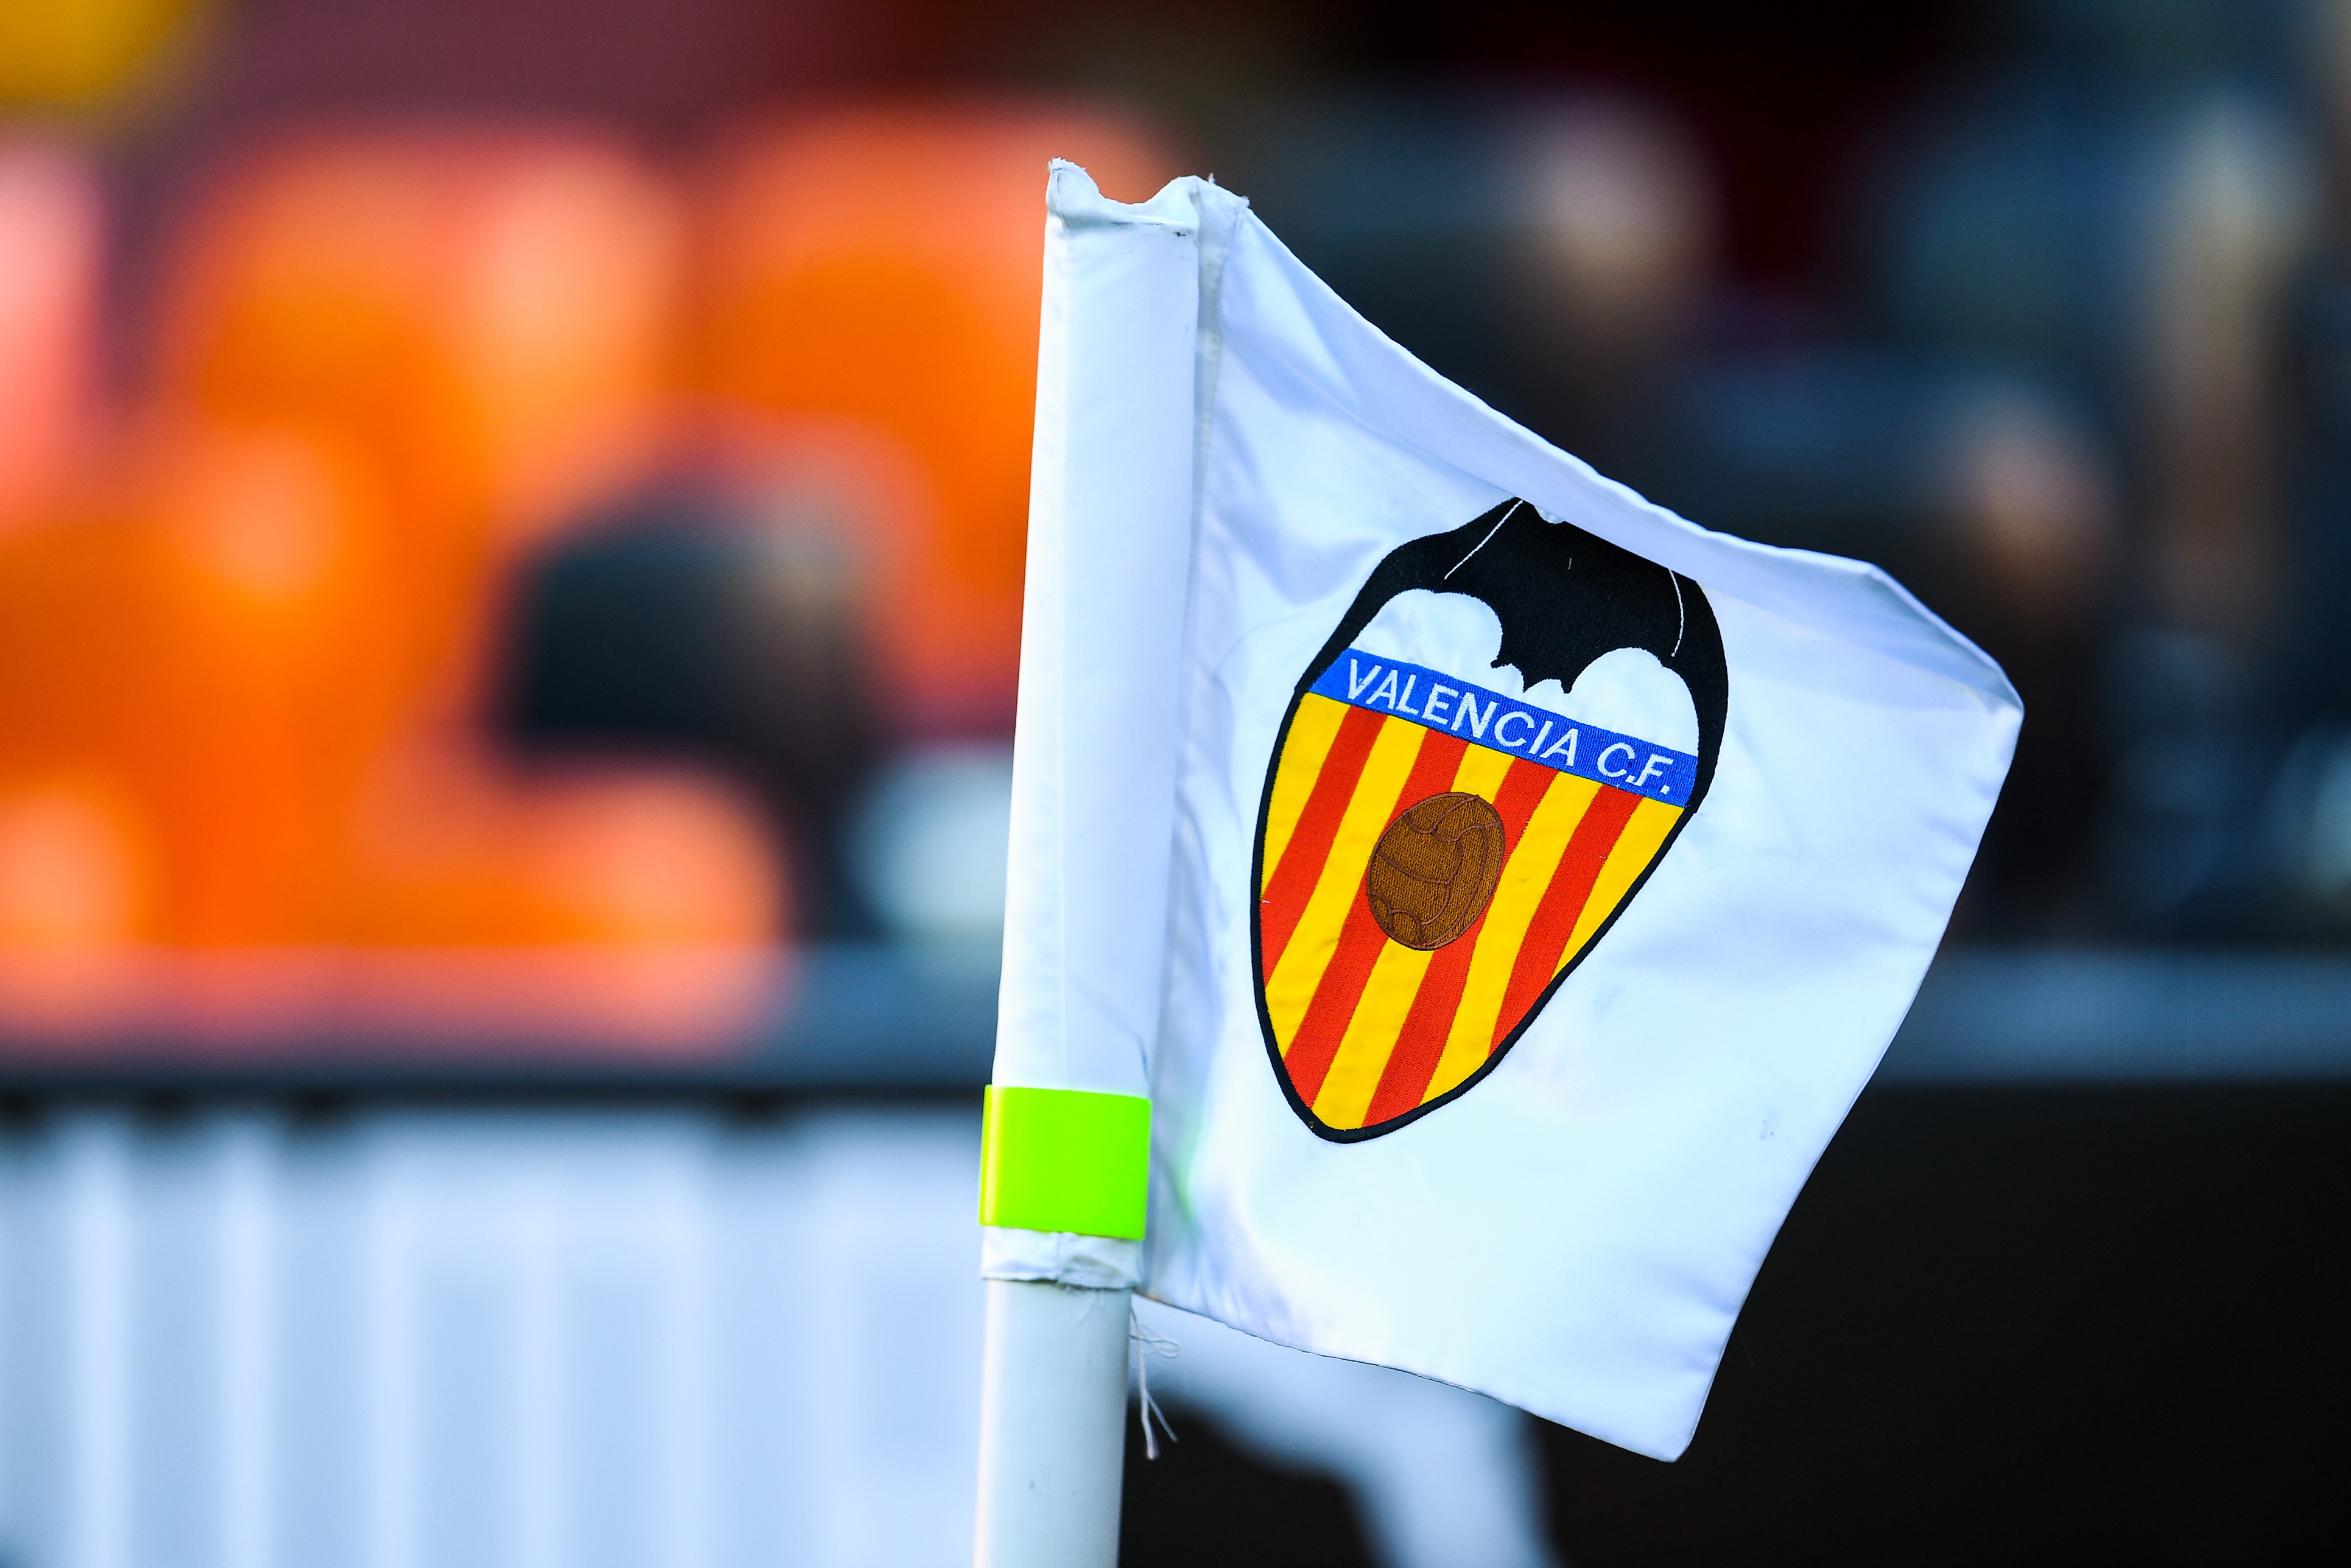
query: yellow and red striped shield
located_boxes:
[1250,501,1726,1140]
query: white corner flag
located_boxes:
[977,160,2019,1483]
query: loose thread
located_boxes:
[1129,1308,1181,1460]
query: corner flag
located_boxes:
[980,162,2017,1462]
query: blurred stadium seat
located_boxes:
[691,101,1181,734]
[343,753,782,949]
[153,129,687,698]
[0,102,1202,1046]
[0,127,798,1049]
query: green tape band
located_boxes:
[978,1085,1151,1240]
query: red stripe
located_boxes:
[1361,759,1557,1127]
[1282,731,1466,1107]
[1490,785,1642,1049]
[1260,704,1387,974]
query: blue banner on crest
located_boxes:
[1308,650,1699,805]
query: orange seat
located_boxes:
[0,772,156,1039]
[344,750,787,947]
[152,128,687,714]
[0,126,809,1038]
[0,773,155,949]
[694,102,1182,734]
[0,416,792,965]
[0,418,410,944]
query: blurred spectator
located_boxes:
[1508,97,1723,489]
[1847,0,2319,935]
[504,481,880,930]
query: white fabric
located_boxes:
[982,170,1228,1286]
[993,163,2018,1459]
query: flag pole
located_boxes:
[972,1278,1131,1567]
[972,1085,1150,1566]
[976,160,1187,1566]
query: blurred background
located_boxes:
[0,0,2347,1563]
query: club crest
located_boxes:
[1251,499,1729,1140]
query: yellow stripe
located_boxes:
[1559,796,1681,967]
[1310,941,1435,1128]
[1303,730,1531,1128]
[1261,694,1352,891]
[1263,717,1427,1049]
[1449,738,1515,802]
[1422,773,1600,1100]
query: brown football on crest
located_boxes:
[1364,791,1506,950]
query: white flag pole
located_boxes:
[972,1279,1131,1567]
[972,1087,1150,1566]
[974,164,1207,1566]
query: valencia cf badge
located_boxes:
[1252,499,1730,1140]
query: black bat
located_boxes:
[1297,498,1728,814]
